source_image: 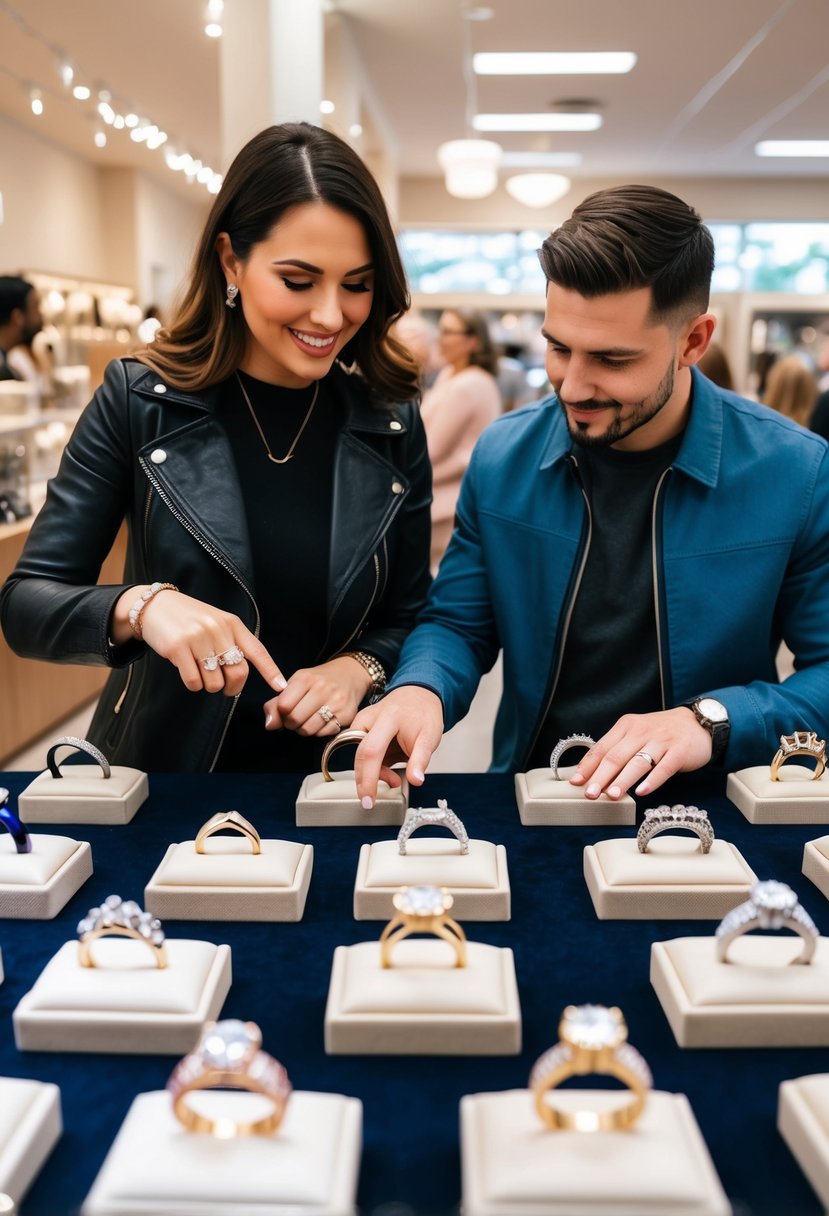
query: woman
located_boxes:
[420,309,501,573]
[762,354,819,426]
[0,123,432,773]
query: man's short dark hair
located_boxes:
[538,185,714,322]
[0,276,35,326]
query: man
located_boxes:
[0,276,42,380]
[352,184,829,807]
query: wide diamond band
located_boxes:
[636,804,714,853]
[167,1019,292,1137]
[770,731,826,781]
[195,810,261,855]
[549,734,596,780]
[47,735,111,780]
[715,879,819,964]
[379,885,467,968]
[77,894,167,969]
[397,800,469,855]
[530,1004,652,1132]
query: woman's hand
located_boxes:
[112,586,286,697]
[262,655,373,736]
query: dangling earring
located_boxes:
[225,283,239,309]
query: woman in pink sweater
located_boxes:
[420,308,502,573]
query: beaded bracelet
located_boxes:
[128,581,178,639]
[341,649,387,694]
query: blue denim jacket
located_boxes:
[390,367,829,772]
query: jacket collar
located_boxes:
[538,365,722,487]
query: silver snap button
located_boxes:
[389,420,402,431]
[391,481,404,495]
[150,449,167,464]
[153,383,167,394]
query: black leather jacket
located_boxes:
[0,358,432,771]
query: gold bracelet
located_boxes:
[341,649,387,694]
[128,581,178,639]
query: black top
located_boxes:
[215,370,339,772]
[527,432,683,768]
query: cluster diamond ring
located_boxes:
[321,728,367,781]
[317,704,342,730]
[549,734,596,780]
[167,1019,291,1137]
[770,731,826,781]
[379,885,467,968]
[77,895,167,969]
[637,804,714,853]
[397,799,469,855]
[530,1004,652,1132]
[218,645,245,667]
[715,879,819,964]
[0,789,31,854]
[195,810,261,855]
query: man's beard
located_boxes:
[559,360,676,448]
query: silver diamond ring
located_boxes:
[397,799,470,855]
[218,645,245,667]
[637,804,714,854]
[715,879,819,964]
[549,733,596,780]
[317,704,342,730]
[202,654,220,672]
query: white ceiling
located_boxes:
[1,0,828,200]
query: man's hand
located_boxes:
[351,687,444,808]
[569,708,713,799]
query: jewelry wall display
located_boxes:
[727,731,829,823]
[353,800,511,920]
[144,810,313,922]
[18,736,149,825]
[13,895,231,1054]
[778,1074,829,1212]
[296,729,409,826]
[0,785,93,919]
[583,804,757,920]
[514,732,636,825]
[460,1003,730,1216]
[651,880,829,1047]
[0,1078,62,1213]
[325,884,521,1055]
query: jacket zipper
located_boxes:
[523,457,593,765]
[333,551,381,657]
[112,663,133,714]
[139,457,261,771]
[651,467,673,709]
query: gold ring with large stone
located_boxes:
[770,731,826,781]
[379,885,467,968]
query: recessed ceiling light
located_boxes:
[474,113,602,132]
[755,140,829,157]
[464,6,495,19]
[474,51,636,75]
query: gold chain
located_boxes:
[235,372,320,465]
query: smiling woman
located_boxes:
[0,123,433,777]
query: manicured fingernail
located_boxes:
[413,769,425,782]
[586,783,600,798]
[608,785,621,799]
[571,770,585,784]
[264,713,273,728]
[272,675,287,690]
[636,781,650,795]
[361,796,374,810]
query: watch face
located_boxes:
[698,697,728,723]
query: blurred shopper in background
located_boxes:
[762,354,819,426]
[697,341,734,391]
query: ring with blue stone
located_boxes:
[0,789,32,854]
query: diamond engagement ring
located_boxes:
[636,804,714,854]
[379,885,467,968]
[218,645,245,667]
[530,1004,652,1132]
[549,733,596,780]
[397,799,469,855]
[770,731,826,781]
[77,894,167,969]
[715,879,819,964]
[195,810,261,855]
[167,1019,292,1137]
[0,789,31,854]
[317,704,342,730]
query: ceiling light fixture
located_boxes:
[474,51,636,75]
[504,172,571,208]
[29,87,43,116]
[204,0,224,37]
[72,84,91,101]
[474,112,602,132]
[437,138,503,199]
[501,151,582,168]
[755,140,829,157]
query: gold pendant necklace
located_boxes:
[236,371,320,465]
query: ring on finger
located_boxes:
[218,645,245,667]
[202,654,221,672]
[634,750,656,769]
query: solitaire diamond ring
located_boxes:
[167,1019,292,1137]
[530,1004,652,1132]
[636,804,714,853]
[549,734,596,780]
[715,879,819,964]
[77,894,167,969]
[770,731,826,781]
[379,885,467,968]
[397,799,469,855]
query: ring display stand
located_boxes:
[82,1088,362,1216]
[19,738,148,825]
[727,765,829,824]
[583,837,756,919]
[325,940,521,1055]
[650,935,829,1047]
[353,838,510,920]
[0,1077,62,1211]
[145,837,313,922]
[296,771,409,827]
[778,1073,829,1211]
[460,1088,729,1216]
[0,832,93,918]
[802,835,829,902]
[515,768,635,826]
[13,938,231,1053]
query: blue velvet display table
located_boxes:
[1,768,828,1215]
